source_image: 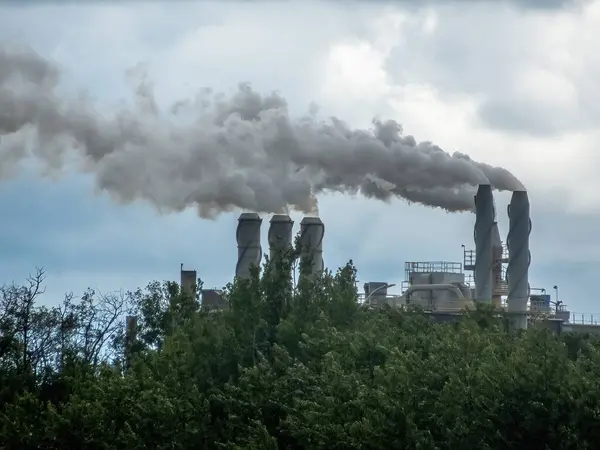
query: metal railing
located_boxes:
[463,249,475,270]
[404,261,463,281]
[357,293,402,304]
[568,313,600,325]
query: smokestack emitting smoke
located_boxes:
[506,190,531,330]
[0,46,525,217]
[299,216,325,279]
[268,214,294,256]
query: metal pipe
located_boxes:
[236,212,263,280]
[404,283,465,299]
[474,184,495,302]
[507,190,531,330]
[366,283,396,305]
[404,284,473,312]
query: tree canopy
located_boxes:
[1,253,600,449]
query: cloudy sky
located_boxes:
[1,0,598,317]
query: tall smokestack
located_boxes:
[506,190,530,330]
[491,222,503,308]
[299,216,324,280]
[268,214,294,258]
[235,212,263,280]
[473,184,494,302]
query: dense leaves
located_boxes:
[1,258,600,449]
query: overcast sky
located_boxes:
[0,0,598,316]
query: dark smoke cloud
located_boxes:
[0,45,524,217]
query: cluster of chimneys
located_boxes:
[178,185,531,328]
[235,213,325,280]
[474,184,531,329]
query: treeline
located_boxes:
[1,256,600,449]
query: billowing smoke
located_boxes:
[0,45,524,217]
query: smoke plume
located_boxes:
[0,45,524,217]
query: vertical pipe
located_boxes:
[507,190,531,330]
[299,216,324,280]
[474,184,494,302]
[236,212,263,280]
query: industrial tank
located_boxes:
[507,190,531,330]
[236,212,263,280]
[298,216,324,279]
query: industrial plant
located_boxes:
[182,184,594,334]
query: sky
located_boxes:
[0,0,599,316]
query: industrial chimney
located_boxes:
[299,216,324,280]
[236,212,263,280]
[491,222,504,308]
[180,266,197,298]
[506,190,531,330]
[268,214,294,258]
[124,315,137,371]
[473,184,495,302]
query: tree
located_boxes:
[2,250,600,449]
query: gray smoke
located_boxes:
[0,45,524,217]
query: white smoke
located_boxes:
[0,45,524,217]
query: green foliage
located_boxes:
[1,257,600,449]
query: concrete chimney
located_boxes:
[507,190,531,330]
[268,214,294,258]
[180,267,197,298]
[473,184,495,302]
[236,212,263,280]
[299,216,324,280]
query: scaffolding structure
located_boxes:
[463,244,508,296]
